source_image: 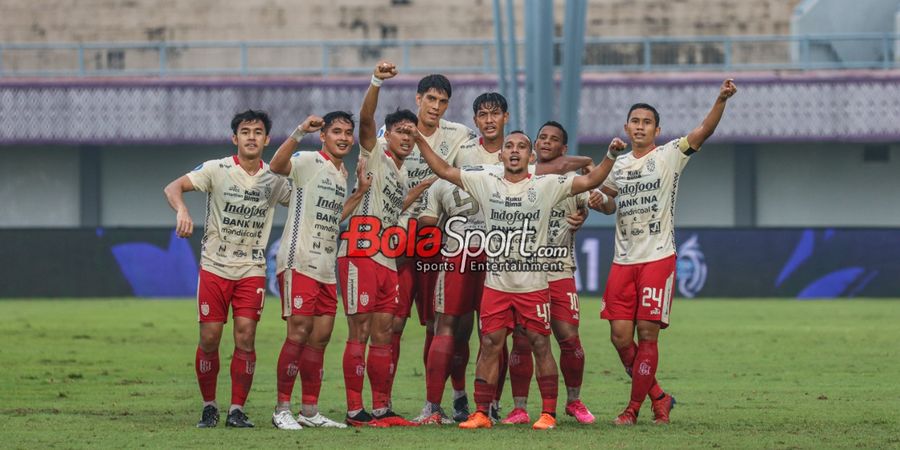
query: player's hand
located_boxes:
[355,159,372,193]
[175,208,193,238]
[374,61,398,80]
[565,207,587,231]
[300,115,325,133]
[607,137,627,159]
[588,189,609,210]
[418,176,438,190]
[718,79,737,101]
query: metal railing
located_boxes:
[0,33,897,77]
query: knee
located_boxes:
[234,330,255,351]
[287,326,310,344]
[610,329,632,349]
[635,321,660,343]
[528,335,551,356]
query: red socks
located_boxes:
[230,348,256,407]
[276,339,303,403]
[508,334,533,398]
[629,340,659,411]
[367,344,393,410]
[299,345,325,406]
[558,336,585,389]
[616,341,665,400]
[536,375,558,415]
[494,340,508,402]
[386,332,402,398]
[195,347,219,402]
[422,329,433,368]
[473,379,496,413]
[425,335,453,404]
[342,340,366,411]
[450,338,469,392]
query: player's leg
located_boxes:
[502,325,533,424]
[460,287,512,429]
[195,269,230,428]
[417,311,458,423]
[549,278,593,423]
[225,276,265,428]
[272,271,311,429]
[338,256,375,425]
[633,255,677,424]
[451,310,474,421]
[296,311,346,428]
[514,289,557,430]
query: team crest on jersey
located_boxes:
[200,303,210,316]
[439,141,449,155]
[263,184,272,199]
[360,292,370,306]
[527,187,537,204]
[293,295,303,310]
[646,158,656,173]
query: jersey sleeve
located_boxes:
[459,168,490,205]
[289,151,319,182]
[186,159,217,193]
[420,180,445,219]
[548,174,576,205]
[661,136,693,171]
[446,125,477,166]
[601,165,618,193]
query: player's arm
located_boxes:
[570,138,627,195]
[414,129,462,188]
[359,62,398,152]
[270,115,325,176]
[341,159,371,223]
[588,186,618,215]
[685,79,737,151]
[163,175,196,238]
[535,154,593,175]
[402,176,437,212]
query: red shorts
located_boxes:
[277,270,338,318]
[480,286,551,336]
[434,249,484,317]
[338,256,399,316]
[196,269,266,323]
[397,256,439,325]
[601,254,676,328]
[549,277,580,326]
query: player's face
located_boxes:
[232,120,269,159]
[385,120,416,159]
[501,134,532,174]
[416,88,450,128]
[473,104,508,141]
[320,118,355,160]
[535,125,567,162]
[625,108,660,148]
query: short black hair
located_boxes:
[472,92,508,114]
[538,120,568,145]
[231,109,272,135]
[506,130,532,149]
[417,74,452,98]
[384,108,418,131]
[627,103,660,127]
[322,111,355,131]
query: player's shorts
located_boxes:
[396,256,439,325]
[277,270,338,318]
[600,254,676,328]
[480,286,551,336]
[434,249,485,317]
[549,277,580,326]
[338,256,399,316]
[196,269,266,323]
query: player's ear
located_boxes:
[561,144,568,155]
[502,111,509,122]
[264,135,270,146]
[415,93,423,109]
[232,135,239,146]
[654,126,661,137]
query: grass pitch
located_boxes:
[1,298,898,449]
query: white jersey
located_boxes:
[338,138,409,270]
[396,119,475,228]
[547,173,589,282]
[276,150,348,284]
[187,155,290,280]
[421,178,486,253]
[460,168,575,293]
[602,136,693,265]
[455,137,502,168]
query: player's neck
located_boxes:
[236,154,262,175]
[503,170,530,183]
[631,142,657,159]
[388,151,404,169]
[418,120,438,137]
[482,135,503,152]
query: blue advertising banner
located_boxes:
[1,228,898,298]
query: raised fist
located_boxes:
[607,137,627,159]
[299,115,325,133]
[719,79,737,101]
[374,62,398,80]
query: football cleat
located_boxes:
[458,411,493,429]
[413,405,455,425]
[532,413,556,430]
[613,407,638,426]
[225,409,255,428]
[272,410,303,430]
[500,407,530,425]
[371,410,417,427]
[651,394,676,425]
[345,409,374,427]
[564,400,595,424]
[488,402,501,424]
[452,396,471,422]
[196,405,219,428]
[297,412,347,428]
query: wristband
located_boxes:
[290,128,306,143]
[371,75,384,87]
[592,189,609,206]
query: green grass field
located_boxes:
[1,298,899,449]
